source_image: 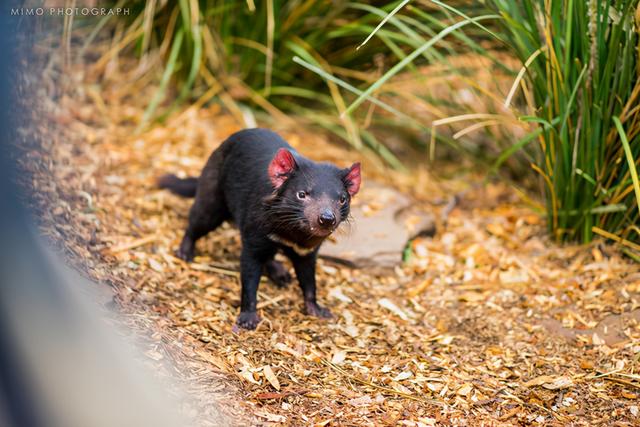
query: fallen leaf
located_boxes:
[580,360,594,370]
[321,265,338,275]
[592,333,605,346]
[274,342,302,358]
[426,382,442,392]
[417,417,437,427]
[499,268,529,284]
[331,350,347,365]
[263,365,280,391]
[458,291,486,303]
[235,353,253,368]
[378,298,409,320]
[238,367,260,385]
[255,411,286,423]
[407,278,432,297]
[347,395,372,407]
[436,334,455,345]
[343,324,359,338]
[329,287,352,303]
[457,383,473,396]
[542,376,573,390]
[148,258,164,272]
[255,391,294,400]
[196,350,228,370]
[393,371,412,381]
[523,375,555,387]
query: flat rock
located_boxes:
[320,182,435,269]
[542,309,640,346]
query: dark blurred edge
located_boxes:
[0,3,46,426]
[0,4,194,427]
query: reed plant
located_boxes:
[93,0,640,248]
[85,0,456,168]
[486,0,640,246]
[320,0,640,247]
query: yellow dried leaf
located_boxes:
[148,258,164,272]
[255,411,286,423]
[378,298,409,320]
[393,371,412,381]
[580,359,594,370]
[407,278,432,297]
[274,342,302,358]
[347,395,372,407]
[236,353,253,368]
[621,391,637,399]
[486,223,506,237]
[542,376,573,390]
[458,291,485,303]
[426,382,442,392]
[499,268,529,284]
[331,350,347,365]
[196,350,227,370]
[457,383,473,396]
[523,375,555,387]
[328,287,352,303]
[263,365,280,391]
[592,333,605,346]
[238,367,260,385]
[344,324,359,338]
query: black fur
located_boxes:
[157,175,198,197]
[159,128,361,330]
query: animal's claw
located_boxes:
[234,311,261,331]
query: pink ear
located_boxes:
[344,162,361,196]
[268,148,297,189]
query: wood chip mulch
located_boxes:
[14,55,640,427]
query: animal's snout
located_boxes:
[318,209,336,228]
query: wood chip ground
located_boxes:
[15,54,640,427]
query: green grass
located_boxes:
[84,0,640,249]
[82,1,504,168]
[314,0,640,247]
[88,0,434,166]
[486,0,640,245]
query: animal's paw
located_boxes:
[304,301,333,319]
[176,241,195,262]
[265,260,292,287]
[234,311,262,331]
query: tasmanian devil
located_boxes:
[158,128,361,330]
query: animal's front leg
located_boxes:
[235,248,264,330]
[289,249,333,319]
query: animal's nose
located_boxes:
[318,210,336,227]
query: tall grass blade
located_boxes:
[614,116,640,215]
[344,14,500,116]
[356,0,411,50]
[136,28,184,133]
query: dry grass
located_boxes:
[15,52,640,426]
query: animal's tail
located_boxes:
[157,174,198,198]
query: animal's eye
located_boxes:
[297,191,307,200]
[339,194,347,205]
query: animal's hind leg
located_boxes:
[177,149,228,262]
[177,196,227,261]
[264,258,292,287]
